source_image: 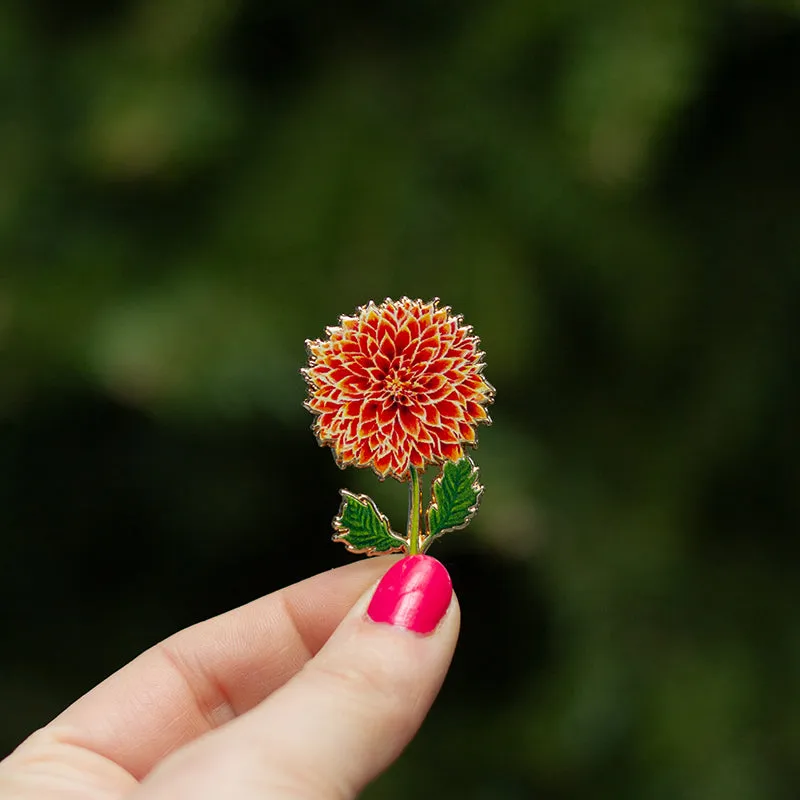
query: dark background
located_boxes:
[2,1,799,797]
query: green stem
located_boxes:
[407,466,421,555]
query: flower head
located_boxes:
[304,297,494,480]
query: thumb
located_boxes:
[133,555,459,800]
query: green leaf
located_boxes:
[426,457,483,542]
[332,490,407,556]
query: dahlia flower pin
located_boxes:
[303,297,494,556]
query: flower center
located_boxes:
[385,368,413,404]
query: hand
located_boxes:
[0,555,459,799]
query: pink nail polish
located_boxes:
[367,555,452,634]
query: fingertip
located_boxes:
[366,555,453,635]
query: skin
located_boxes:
[0,556,460,799]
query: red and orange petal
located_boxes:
[304,297,494,480]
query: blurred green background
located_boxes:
[2,0,800,797]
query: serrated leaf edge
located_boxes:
[423,456,484,548]
[332,489,408,556]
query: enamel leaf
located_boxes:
[426,457,483,543]
[332,490,407,555]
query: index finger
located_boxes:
[46,556,398,780]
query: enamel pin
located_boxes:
[303,297,494,556]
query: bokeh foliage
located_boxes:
[2,0,800,797]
